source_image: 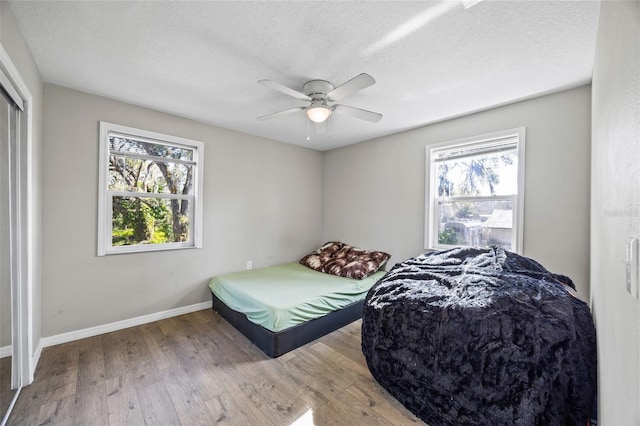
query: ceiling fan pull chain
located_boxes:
[306,117,310,141]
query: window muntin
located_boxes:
[436,145,518,197]
[426,128,525,253]
[108,152,194,194]
[109,133,194,161]
[98,122,204,255]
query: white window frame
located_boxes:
[425,127,526,253]
[98,122,204,256]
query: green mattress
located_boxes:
[208,262,385,332]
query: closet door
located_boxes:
[0,86,18,422]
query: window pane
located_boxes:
[112,196,190,246]
[436,149,517,197]
[109,135,193,161]
[438,199,513,250]
[108,156,193,194]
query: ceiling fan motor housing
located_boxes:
[303,80,334,102]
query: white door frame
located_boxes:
[0,44,35,387]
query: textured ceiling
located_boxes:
[7,1,600,151]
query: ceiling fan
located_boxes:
[257,73,383,124]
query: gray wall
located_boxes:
[591,1,640,423]
[323,86,592,298]
[0,2,44,359]
[42,84,323,337]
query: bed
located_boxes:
[361,246,597,426]
[209,242,390,358]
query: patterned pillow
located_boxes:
[299,242,345,271]
[300,242,390,280]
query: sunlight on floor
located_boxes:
[290,408,314,426]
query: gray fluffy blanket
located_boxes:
[361,247,596,425]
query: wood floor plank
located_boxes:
[170,331,226,401]
[282,344,360,392]
[71,378,108,426]
[312,398,382,426]
[204,391,254,425]
[139,323,173,372]
[156,317,183,337]
[136,381,181,426]
[123,327,160,386]
[8,310,424,426]
[160,365,212,425]
[6,379,48,425]
[36,394,75,425]
[29,342,80,404]
[265,354,330,410]
[140,321,183,366]
[345,379,422,424]
[211,378,277,426]
[33,342,80,381]
[75,336,106,392]
[308,341,371,377]
[200,316,268,378]
[106,373,144,426]
[103,329,133,379]
[321,319,368,364]
[161,319,229,402]
[237,370,313,425]
[192,322,265,385]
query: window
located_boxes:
[425,128,525,253]
[98,122,204,255]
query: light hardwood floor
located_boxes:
[7,309,422,425]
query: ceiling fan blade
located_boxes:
[333,104,382,123]
[327,73,376,101]
[258,80,311,101]
[257,106,305,121]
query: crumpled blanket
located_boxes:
[361,246,596,426]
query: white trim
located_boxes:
[514,128,526,254]
[107,124,202,151]
[97,122,109,255]
[110,149,196,167]
[40,301,211,348]
[103,241,196,255]
[0,68,23,111]
[98,121,204,256]
[32,340,42,373]
[0,345,11,358]
[0,44,35,386]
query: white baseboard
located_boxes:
[39,301,211,349]
[31,340,43,381]
[0,345,11,359]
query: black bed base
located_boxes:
[211,293,365,358]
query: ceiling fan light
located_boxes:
[306,105,332,123]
